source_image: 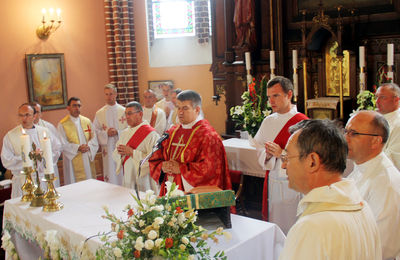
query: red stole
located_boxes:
[262,113,308,221]
[122,125,155,167]
[150,109,158,128]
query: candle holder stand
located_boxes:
[43,174,63,212]
[30,169,45,207]
[21,167,35,202]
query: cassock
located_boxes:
[1,125,60,198]
[112,121,159,192]
[149,116,232,196]
[382,108,400,170]
[58,115,99,184]
[155,98,174,117]
[348,152,400,260]
[93,103,127,185]
[166,107,179,129]
[143,107,166,135]
[37,119,62,187]
[253,105,308,234]
[279,179,382,260]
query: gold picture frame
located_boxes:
[26,53,68,111]
[148,80,173,100]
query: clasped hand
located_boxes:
[265,141,282,158]
[162,160,180,174]
[78,144,90,153]
[117,144,133,157]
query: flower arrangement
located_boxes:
[96,182,230,260]
[356,90,376,111]
[230,76,272,137]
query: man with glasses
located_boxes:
[279,119,381,259]
[112,101,159,192]
[376,82,400,170]
[1,103,56,198]
[253,76,308,233]
[58,97,99,184]
[346,110,400,260]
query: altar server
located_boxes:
[280,119,381,259]
[253,76,307,233]
[112,101,159,192]
[93,84,126,185]
[142,90,166,135]
[58,97,99,184]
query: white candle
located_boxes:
[40,132,54,174]
[359,46,365,68]
[20,130,33,167]
[292,49,298,69]
[270,50,275,69]
[56,8,61,21]
[359,72,365,92]
[388,44,394,66]
[245,52,251,71]
[41,8,46,23]
[293,72,298,97]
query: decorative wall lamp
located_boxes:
[36,8,62,40]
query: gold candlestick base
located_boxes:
[21,167,35,202]
[43,174,63,212]
[30,170,45,207]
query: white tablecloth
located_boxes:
[223,138,265,178]
[3,179,285,259]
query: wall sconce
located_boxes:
[36,8,62,40]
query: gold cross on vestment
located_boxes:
[171,135,185,160]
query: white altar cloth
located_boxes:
[223,138,265,178]
[3,179,285,259]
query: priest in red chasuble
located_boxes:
[149,90,232,195]
[253,76,308,234]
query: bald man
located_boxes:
[142,90,166,135]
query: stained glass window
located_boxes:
[152,0,195,38]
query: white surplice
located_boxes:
[382,108,400,170]
[93,103,126,185]
[253,105,302,234]
[279,179,382,260]
[112,121,159,193]
[1,125,60,198]
[57,116,99,184]
[143,106,166,135]
[37,119,62,187]
[348,152,400,260]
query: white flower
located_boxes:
[153,205,164,211]
[181,237,189,245]
[251,110,257,117]
[234,106,244,115]
[216,227,223,235]
[179,244,186,250]
[113,247,122,258]
[154,217,164,225]
[102,205,109,211]
[263,110,271,116]
[149,195,157,205]
[177,213,186,224]
[155,238,163,248]
[148,230,158,240]
[145,239,154,250]
[188,255,195,260]
[135,237,144,251]
[139,220,145,227]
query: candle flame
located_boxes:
[21,128,26,135]
[43,131,47,139]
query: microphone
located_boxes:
[154,133,169,149]
[138,132,170,176]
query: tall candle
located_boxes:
[245,52,251,71]
[293,72,298,97]
[270,50,275,69]
[292,49,298,69]
[359,46,365,68]
[388,44,394,66]
[40,132,54,174]
[20,130,33,167]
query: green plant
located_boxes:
[356,90,376,111]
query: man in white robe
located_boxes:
[142,90,166,135]
[31,102,62,187]
[1,104,60,198]
[166,88,182,129]
[155,83,174,118]
[113,101,159,192]
[346,111,400,260]
[58,97,99,184]
[253,76,307,234]
[93,84,126,185]
[279,119,381,260]
[376,82,400,170]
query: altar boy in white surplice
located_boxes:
[1,104,60,198]
[113,101,159,193]
[93,84,127,185]
[58,97,99,184]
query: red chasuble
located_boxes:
[122,125,155,168]
[262,112,308,221]
[149,119,232,196]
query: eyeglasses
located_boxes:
[18,113,33,118]
[343,129,380,138]
[125,111,140,116]
[281,151,300,163]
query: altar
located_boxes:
[3,179,285,260]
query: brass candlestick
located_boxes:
[29,143,45,207]
[21,167,35,202]
[43,174,63,212]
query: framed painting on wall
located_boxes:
[148,80,174,100]
[26,53,68,111]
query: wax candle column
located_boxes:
[270,50,275,78]
[359,46,366,92]
[387,43,394,81]
[293,49,298,97]
[21,130,33,167]
[40,132,54,174]
[245,52,252,85]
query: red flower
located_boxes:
[175,207,183,214]
[117,229,124,240]
[127,208,134,218]
[165,237,174,249]
[134,250,141,258]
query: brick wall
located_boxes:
[194,0,210,44]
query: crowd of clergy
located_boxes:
[1,78,400,259]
